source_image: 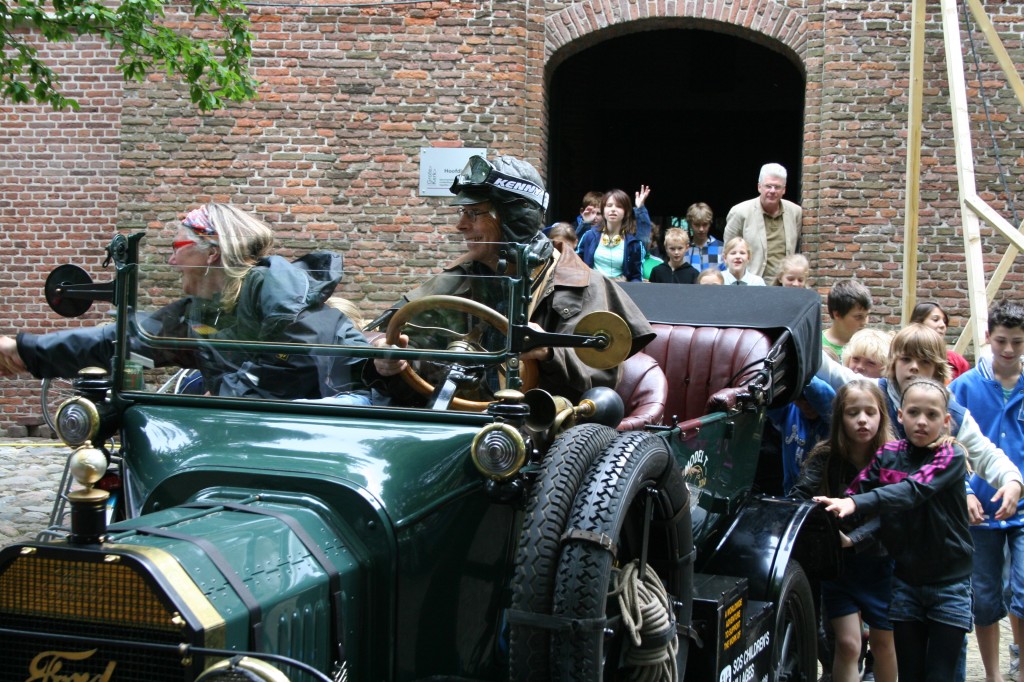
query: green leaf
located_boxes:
[1,0,257,111]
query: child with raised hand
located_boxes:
[949,299,1024,682]
[772,253,810,288]
[576,188,647,282]
[817,323,1024,521]
[790,379,897,682]
[721,237,765,286]
[815,377,973,681]
[572,190,604,240]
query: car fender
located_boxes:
[698,495,841,601]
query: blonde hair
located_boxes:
[843,328,893,370]
[886,323,951,387]
[723,237,750,256]
[201,203,275,311]
[697,267,724,284]
[662,227,689,247]
[685,202,713,226]
[326,296,366,330]
[772,253,810,286]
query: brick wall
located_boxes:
[1,0,1023,433]
[0,32,122,433]
[811,0,1024,335]
[118,1,539,305]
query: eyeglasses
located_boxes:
[457,207,491,220]
[760,183,785,191]
[172,240,196,253]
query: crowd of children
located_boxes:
[808,303,1024,682]
[552,186,1024,681]
[815,377,973,680]
[551,186,1024,680]
[551,190,814,288]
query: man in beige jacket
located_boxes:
[723,163,802,283]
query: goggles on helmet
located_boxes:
[450,156,549,210]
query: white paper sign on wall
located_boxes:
[419,148,487,196]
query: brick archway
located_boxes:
[544,0,809,63]
[540,0,814,244]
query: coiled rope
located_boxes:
[610,559,678,682]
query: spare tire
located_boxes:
[508,423,619,680]
[551,430,693,680]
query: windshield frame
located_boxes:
[110,233,535,410]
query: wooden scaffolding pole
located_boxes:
[939,0,990,352]
[901,0,927,326]
[904,0,1024,353]
[948,0,1024,353]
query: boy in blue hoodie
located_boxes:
[949,298,1024,682]
[770,376,835,495]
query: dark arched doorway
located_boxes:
[547,28,805,239]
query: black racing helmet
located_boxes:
[450,155,550,246]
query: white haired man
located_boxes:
[723,162,802,282]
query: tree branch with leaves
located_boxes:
[0,0,257,111]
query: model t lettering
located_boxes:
[26,649,116,682]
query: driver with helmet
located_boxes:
[367,154,655,405]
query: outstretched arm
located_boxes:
[0,336,27,377]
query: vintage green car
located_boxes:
[0,233,837,681]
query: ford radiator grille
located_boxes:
[0,545,218,681]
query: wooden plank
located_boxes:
[965,195,1024,253]
[952,210,1024,355]
[941,0,991,352]
[966,0,1024,110]
[901,0,927,325]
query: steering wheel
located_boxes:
[385,294,538,411]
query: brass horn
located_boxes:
[523,385,625,435]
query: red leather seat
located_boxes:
[614,352,668,431]
[644,325,772,425]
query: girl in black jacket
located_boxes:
[816,378,973,681]
[792,379,897,682]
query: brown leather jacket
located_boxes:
[374,242,655,404]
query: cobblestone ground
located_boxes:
[0,438,67,544]
[0,437,1012,679]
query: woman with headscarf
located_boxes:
[0,203,368,401]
